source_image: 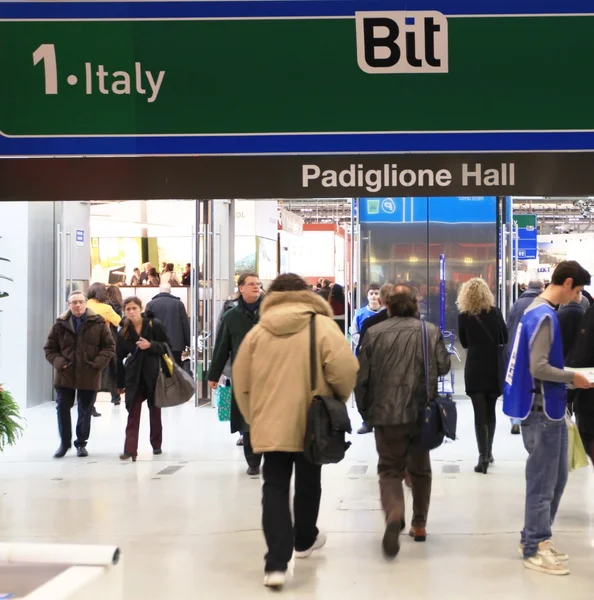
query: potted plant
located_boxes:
[0,241,23,449]
[0,384,23,450]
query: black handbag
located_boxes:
[474,312,508,395]
[303,314,352,465]
[420,321,457,450]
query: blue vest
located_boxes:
[503,302,566,421]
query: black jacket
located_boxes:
[356,308,388,355]
[207,296,262,433]
[116,315,171,410]
[356,317,451,426]
[567,305,594,430]
[558,302,585,359]
[458,308,508,395]
[145,293,191,352]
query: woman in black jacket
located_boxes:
[117,296,171,461]
[457,278,508,474]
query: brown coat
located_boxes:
[232,290,359,454]
[44,309,116,391]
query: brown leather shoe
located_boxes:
[409,527,427,542]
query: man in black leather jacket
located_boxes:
[355,285,450,559]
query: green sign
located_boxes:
[513,215,537,229]
[1,17,594,136]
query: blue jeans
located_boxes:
[510,418,521,426]
[520,411,568,558]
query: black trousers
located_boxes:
[242,431,262,469]
[56,388,97,448]
[262,452,322,573]
[172,350,184,368]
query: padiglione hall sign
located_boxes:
[0,2,593,201]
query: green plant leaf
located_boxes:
[0,386,24,451]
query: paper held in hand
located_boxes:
[565,367,594,384]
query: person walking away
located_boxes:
[504,260,593,576]
[232,274,358,589]
[105,285,124,405]
[457,278,508,474]
[161,263,181,287]
[354,283,392,435]
[44,291,115,458]
[566,302,594,462]
[328,283,348,331]
[506,279,544,434]
[207,271,264,475]
[181,263,192,286]
[87,282,122,416]
[116,297,171,460]
[146,282,191,367]
[356,285,451,558]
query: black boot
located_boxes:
[487,422,496,464]
[474,424,489,474]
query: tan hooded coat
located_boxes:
[232,290,359,454]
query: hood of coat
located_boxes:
[259,290,333,336]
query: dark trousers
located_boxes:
[242,431,262,469]
[374,425,432,528]
[56,388,97,448]
[124,392,163,456]
[172,350,184,368]
[262,452,322,573]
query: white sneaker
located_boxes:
[263,572,286,589]
[519,542,569,562]
[263,553,294,589]
[295,532,327,559]
[523,541,570,576]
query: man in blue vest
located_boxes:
[504,261,592,576]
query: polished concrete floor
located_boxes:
[1,395,593,598]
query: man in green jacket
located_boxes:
[208,271,263,476]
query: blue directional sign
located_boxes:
[513,215,538,260]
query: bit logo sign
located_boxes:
[356,11,449,74]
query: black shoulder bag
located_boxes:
[474,312,508,395]
[303,314,352,465]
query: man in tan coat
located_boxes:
[233,273,358,591]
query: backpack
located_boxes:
[304,314,352,465]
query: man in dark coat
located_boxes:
[558,290,586,359]
[566,303,594,461]
[44,291,115,459]
[146,283,191,367]
[207,271,263,475]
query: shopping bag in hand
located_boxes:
[566,412,589,472]
[216,385,232,422]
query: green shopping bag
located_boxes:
[216,385,232,422]
[566,413,589,472]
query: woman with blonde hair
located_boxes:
[457,278,508,474]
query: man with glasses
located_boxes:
[208,271,264,476]
[44,291,115,458]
